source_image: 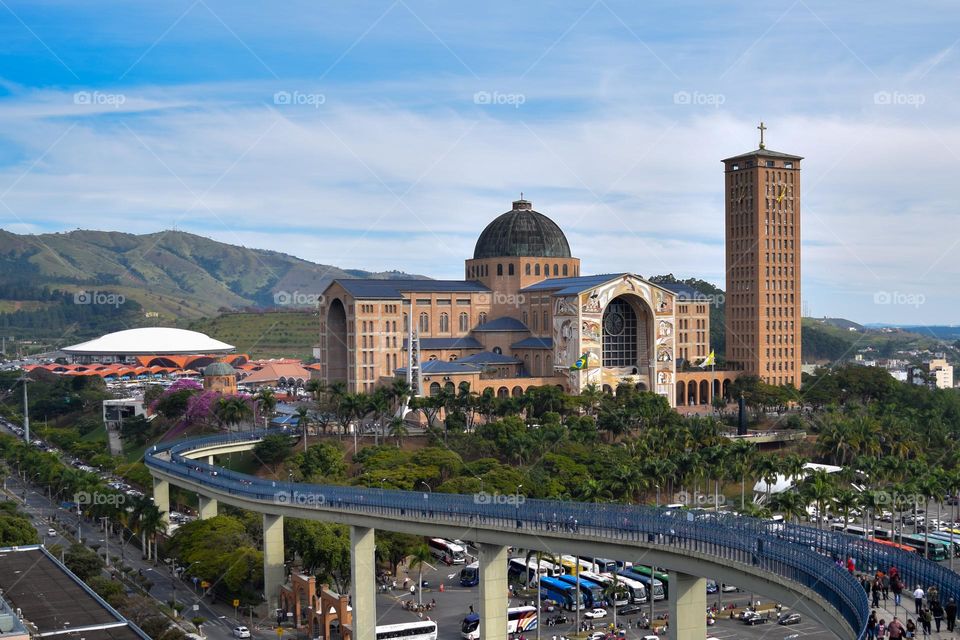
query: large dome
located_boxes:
[63,327,235,355]
[473,199,572,259]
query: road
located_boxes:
[2,471,250,640]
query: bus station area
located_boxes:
[370,541,836,640]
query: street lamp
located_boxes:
[17,375,30,444]
[419,481,432,493]
[656,484,661,508]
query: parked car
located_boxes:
[617,604,643,616]
[232,626,251,638]
[778,612,802,625]
[742,611,769,625]
[46,528,57,537]
[584,608,607,619]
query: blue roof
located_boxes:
[521,273,629,295]
[335,279,489,300]
[403,337,484,350]
[458,351,521,365]
[511,336,553,349]
[395,360,483,375]
[472,316,528,332]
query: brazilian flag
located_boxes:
[570,352,591,370]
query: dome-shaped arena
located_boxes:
[472,198,572,259]
[63,327,234,356]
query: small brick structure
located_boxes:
[279,574,352,640]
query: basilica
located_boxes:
[316,197,732,408]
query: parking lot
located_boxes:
[372,552,837,640]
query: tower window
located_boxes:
[508,263,514,276]
[525,263,531,275]
[419,312,429,333]
[535,264,540,276]
[497,263,503,276]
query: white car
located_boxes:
[232,626,251,638]
[46,528,57,537]
[584,608,607,619]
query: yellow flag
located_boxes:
[698,350,715,368]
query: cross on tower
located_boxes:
[757,121,767,150]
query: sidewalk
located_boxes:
[867,594,957,638]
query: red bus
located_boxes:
[868,537,917,554]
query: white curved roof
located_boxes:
[63,327,234,355]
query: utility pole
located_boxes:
[19,376,30,444]
[100,517,110,567]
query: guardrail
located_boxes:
[145,429,960,640]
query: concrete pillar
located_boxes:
[263,514,285,613]
[207,455,214,465]
[668,571,707,640]
[198,495,217,519]
[478,543,509,640]
[350,526,377,640]
[152,476,169,531]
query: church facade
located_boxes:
[316,198,715,408]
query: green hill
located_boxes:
[187,311,318,360]
[0,228,422,346]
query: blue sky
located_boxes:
[1,1,958,324]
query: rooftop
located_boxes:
[473,199,572,259]
[63,328,234,356]
[722,148,803,163]
[0,546,149,640]
[472,316,529,332]
[335,279,489,300]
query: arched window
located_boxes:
[535,354,541,375]
[542,310,548,329]
[459,312,469,332]
[522,311,528,326]
[602,297,639,367]
[403,313,408,332]
[419,312,429,333]
[478,312,488,324]
[508,263,515,276]
[439,312,449,332]
[448,354,457,361]
[562,264,568,276]
[497,263,503,276]
[493,346,502,354]
[535,264,541,276]
[429,382,441,396]
[553,264,558,276]
[525,263,531,275]
[543,263,548,275]
[532,313,538,331]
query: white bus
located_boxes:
[427,538,466,565]
[508,557,563,582]
[461,606,536,640]
[579,571,629,606]
[376,621,438,640]
[559,554,593,575]
[607,572,647,603]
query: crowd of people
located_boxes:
[861,565,957,638]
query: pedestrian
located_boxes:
[866,610,878,640]
[847,555,856,574]
[931,599,943,632]
[946,596,957,632]
[914,585,925,615]
[882,572,890,601]
[920,607,932,637]
[906,618,916,638]
[927,584,939,606]
[873,578,882,608]
[878,618,886,638]
[887,616,905,639]
[893,576,904,607]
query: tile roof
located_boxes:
[395,360,483,375]
[511,336,554,349]
[240,362,312,384]
[335,279,489,300]
[472,316,529,332]
[458,351,521,365]
[403,337,483,350]
[522,273,630,296]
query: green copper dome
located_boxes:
[473,199,572,260]
[203,362,236,376]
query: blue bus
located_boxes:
[578,556,618,573]
[459,561,479,587]
[557,574,605,608]
[539,576,586,611]
[617,569,665,601]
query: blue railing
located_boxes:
[146,429,960,640]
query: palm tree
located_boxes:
[801,469,835,529]
[751,455,782,506]
[769,490,807,523]
[215,396,252,432]
[388,417,408,448]
[603,576,628,631]
[407,544,433,605]
[832,489,859,528]
[729,439,755,509]
[137,502,165,562]
[256,388,277,427]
